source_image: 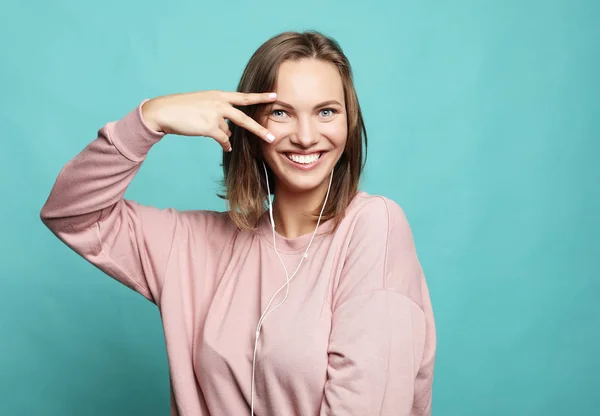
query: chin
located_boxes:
[278,174,330,194]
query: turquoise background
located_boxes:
[1,0,598,414]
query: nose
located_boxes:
[290,116,318,148]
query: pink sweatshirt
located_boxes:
[40,101,436,415]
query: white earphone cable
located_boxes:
[250,163,334,416]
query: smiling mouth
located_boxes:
[285,152,323,165]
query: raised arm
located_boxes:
[40,101,178,302]
[40,91,278,303]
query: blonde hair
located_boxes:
[220,30,368,232]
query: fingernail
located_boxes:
[266,133,275,142]
[268,93,277,99]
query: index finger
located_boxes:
[221,105,275,143]
[221,91,277,106]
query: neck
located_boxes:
[271,182,330,239]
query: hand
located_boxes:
[141,90,277,151]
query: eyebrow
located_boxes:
[273,99,343,109]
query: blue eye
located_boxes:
[271,109,287,118]
[320,108,336,117]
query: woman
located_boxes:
[40,30,436,415]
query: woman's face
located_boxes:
[259,58,348,196]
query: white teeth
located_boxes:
[287,153,320,164]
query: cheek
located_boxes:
[258,141,283,169]
[320,120,348,149]
[266,121,292,140]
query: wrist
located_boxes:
[141,98,164,133]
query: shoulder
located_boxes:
[335,192,424,306]
[336,191,417,268]
[177,208,230,226]
[343,192,412,243]
[175,208,239,247]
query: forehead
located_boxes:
[274,59,344,103]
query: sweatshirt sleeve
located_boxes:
[319,197,436,416]
[40,100,178,304]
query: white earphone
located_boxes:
[250,162,334,416]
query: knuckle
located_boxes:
[208,111,219,123]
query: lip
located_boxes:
[280,151,327,171]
